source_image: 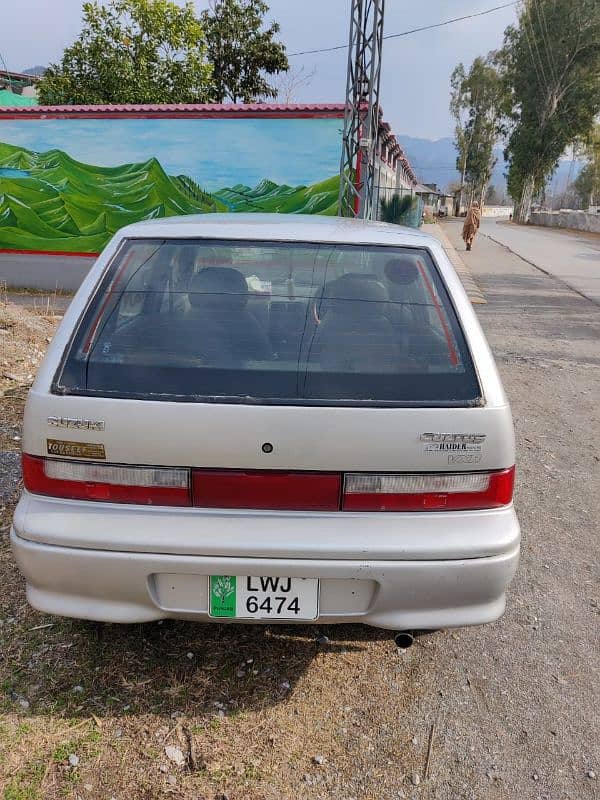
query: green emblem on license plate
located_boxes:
[210,575,236,617]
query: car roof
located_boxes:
[116,213,438,249]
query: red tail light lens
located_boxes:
[22,454,191,506]
[342,467,515,511]
[192,469,342,511]
[22,455,514,513]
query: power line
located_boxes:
[288,2,518,58]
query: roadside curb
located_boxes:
[428,223,487,304]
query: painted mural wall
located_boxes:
[0,116,343,255]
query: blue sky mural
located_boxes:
[0,117,343,191]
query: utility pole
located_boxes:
[337,0,385,220]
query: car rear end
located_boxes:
[11,216,519,630]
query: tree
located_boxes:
[485,184,500,205]
[37,0,213,104]
[273,65,316,104]
[449,63,469,213]
[573,124,600,208]
[450,55,505,213]
[500,0,600,223]
[201,0,288,103]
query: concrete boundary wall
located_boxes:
[0,253,95,291]
[482,206,513,218]
[530,209,600,234]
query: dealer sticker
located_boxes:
[447,453,482,464]
[420,432,486,460]
[47,439,106,460]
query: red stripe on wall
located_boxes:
[0,248,99,258]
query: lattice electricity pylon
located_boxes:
[337,0,385,219]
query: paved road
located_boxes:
[437,219,600,799]
[478,218,600,304]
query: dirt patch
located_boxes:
[0,300,59,506]
[0,298,59,395]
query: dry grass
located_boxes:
[1,282,72,318]
[0,299,58,398]
[0,302,434,800]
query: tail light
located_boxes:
[342,467,515,511]
[191,470,341,511]
[22,455,191,506]
[22,455,514,512]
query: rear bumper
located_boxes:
[10,529,520,630]
[13,491,519,561]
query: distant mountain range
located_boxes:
[22,66,46,77]
[398,135,582,196]
[214,176,338,214]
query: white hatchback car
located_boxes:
[11,214,519,637]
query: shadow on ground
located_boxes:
[1,574,396,720]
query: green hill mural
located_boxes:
[213,175,339,215]
[0,142,339,254]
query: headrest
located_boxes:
[322,274,388,317]
[175,245,197,264]
[384,257,420,286]
[324,273,388,302]
[188,267,248,310]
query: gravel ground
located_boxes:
[1,230,599,799]
[0,452,20,503]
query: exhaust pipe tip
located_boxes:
[394,631,415,649]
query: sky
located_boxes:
[0,0,518,141]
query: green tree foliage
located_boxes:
[573,125,600,208]
[37,0,213,104]
[449,55,505,211]
[201,0,288,103]
[501,0,600,222]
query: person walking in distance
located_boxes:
[462,201,481,251]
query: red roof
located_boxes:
[0,102,347,118]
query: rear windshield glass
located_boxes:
[54,238,481,406]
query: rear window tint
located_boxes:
[54,238,481,406]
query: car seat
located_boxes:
[186,268,271,364]
[307,274,401,373]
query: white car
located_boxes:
[11,214,519,640]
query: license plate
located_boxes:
[208,575,319,620]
